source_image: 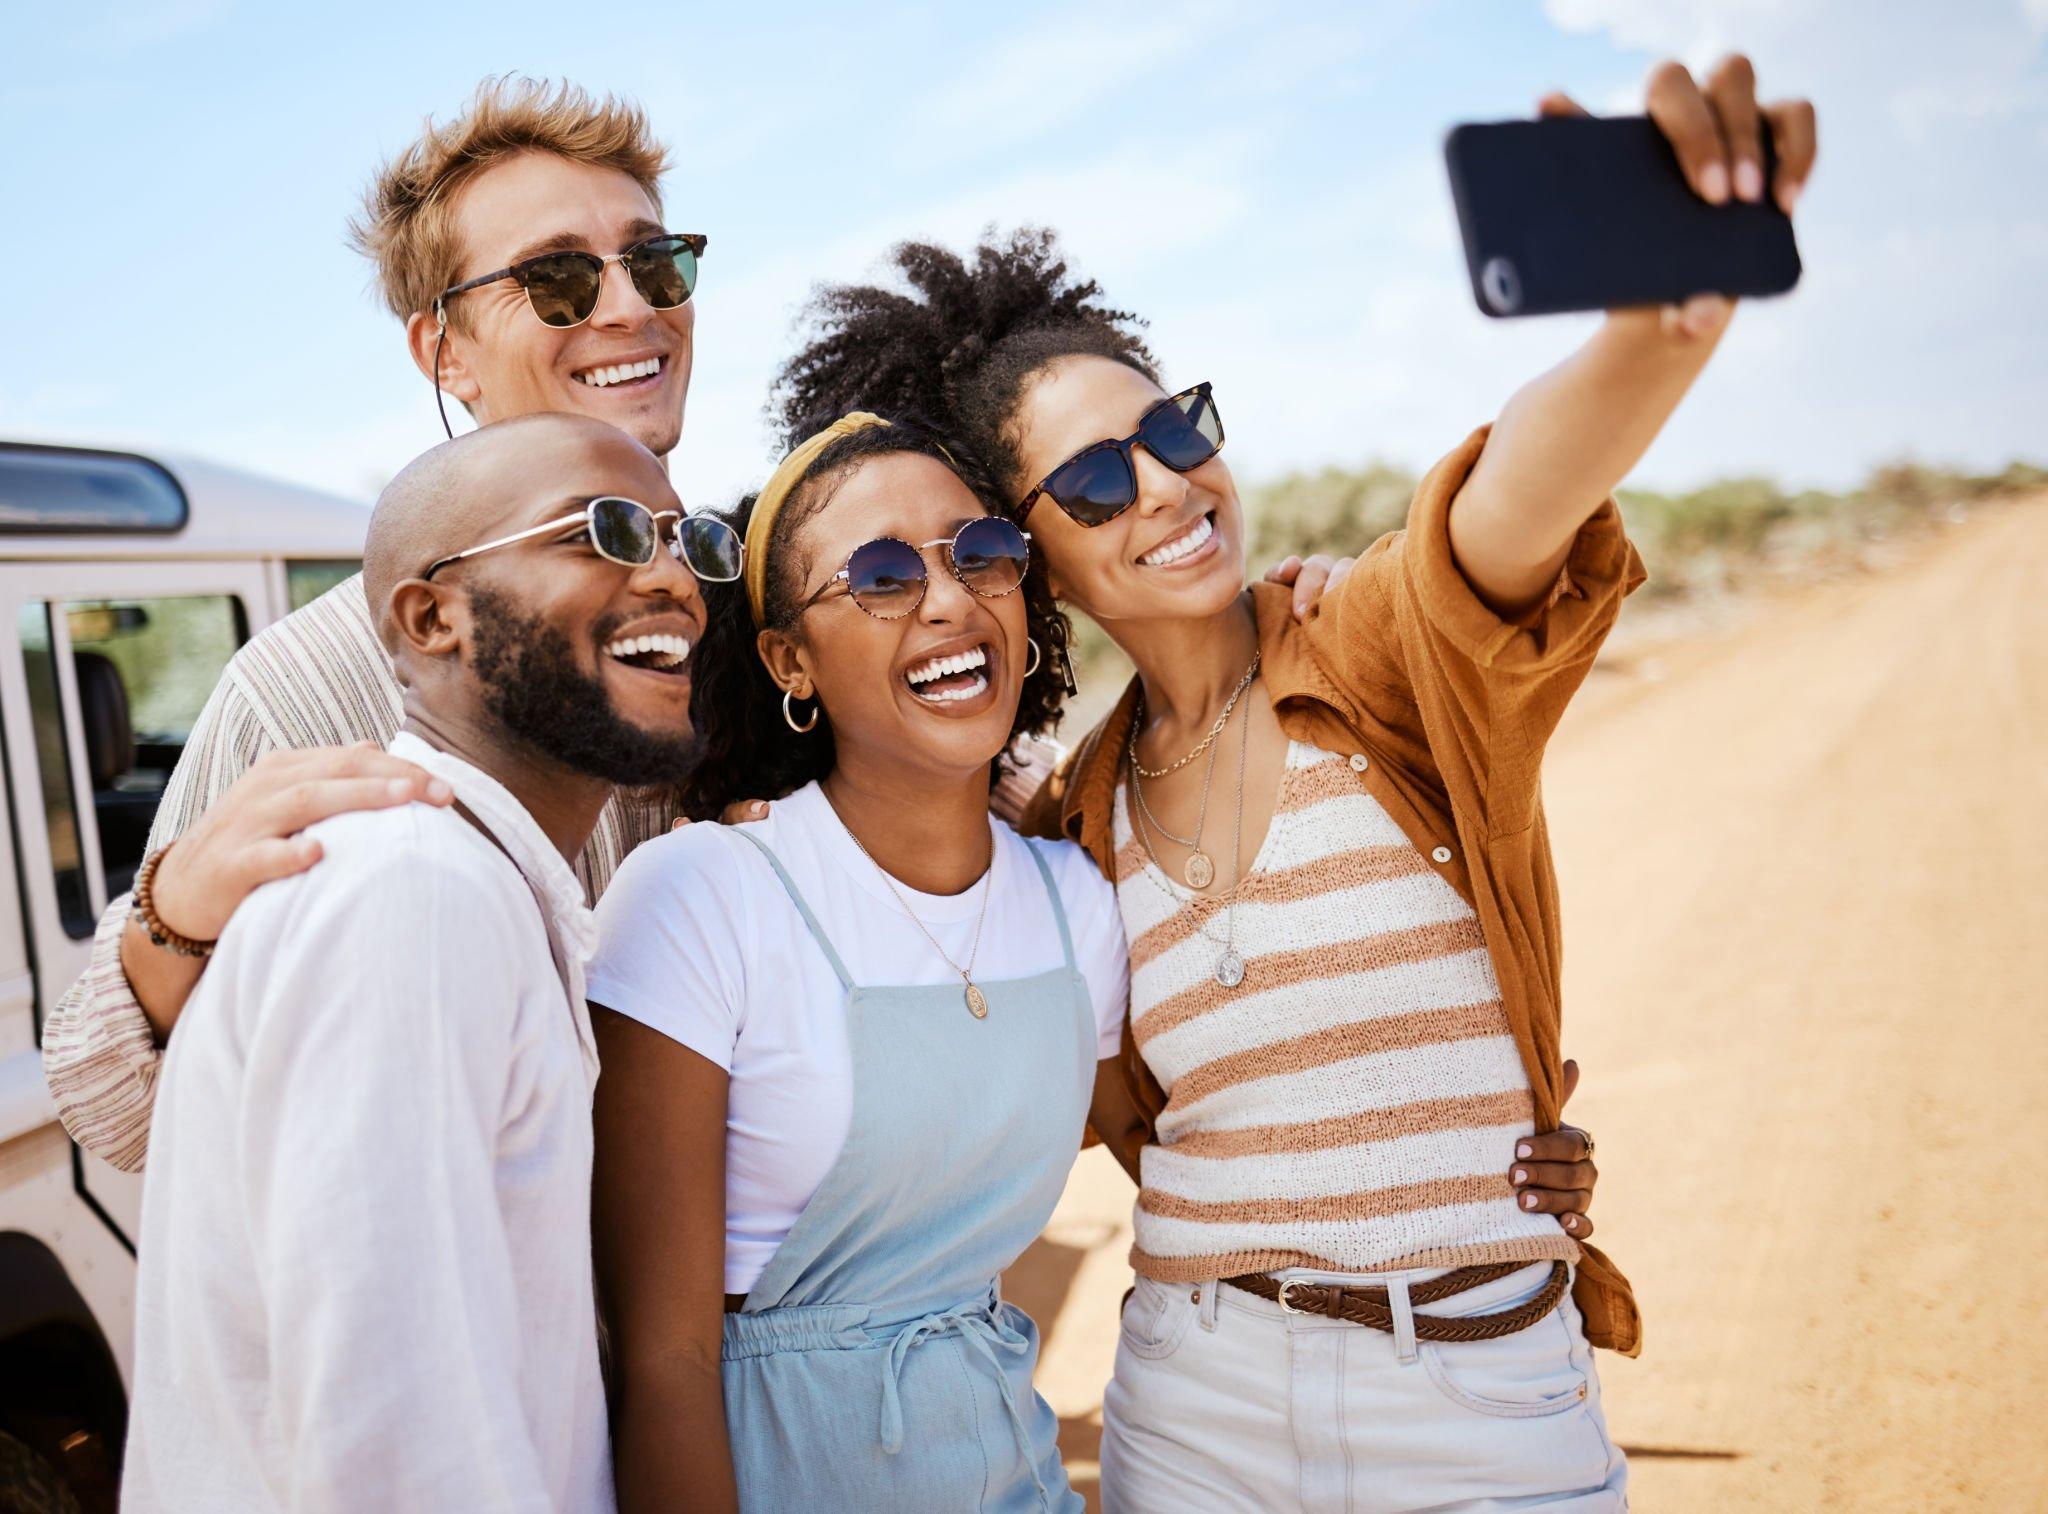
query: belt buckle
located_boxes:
[1276,1279,1313,1316]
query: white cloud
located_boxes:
[1542,0,1804,67]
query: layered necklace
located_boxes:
[1127,652,1260,987]
[835,805,996,1019]
[1125,653,1261,889]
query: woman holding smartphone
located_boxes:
[767,56,1813,1511]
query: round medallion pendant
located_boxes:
[1183,851,1216,889]
[965,983,990,1019]
[1215,951,1246,988]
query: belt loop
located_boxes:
[1198,1278,1220,1332]
[1388,1275,1418,1365]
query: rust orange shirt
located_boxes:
[1024,425,1647,1355]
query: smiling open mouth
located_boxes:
[904,643,992,703]
[574,356,665,389]
[604,632,691,675]
[1139,511,1215,567]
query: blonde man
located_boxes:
[43,77,706,1169]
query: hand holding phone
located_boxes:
[1444,59,1816,321]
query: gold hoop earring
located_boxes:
[783,688,819,734]
[1024,638,1042,678]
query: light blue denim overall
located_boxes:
[721,831,1094,1513]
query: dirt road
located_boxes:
[1012,495,2048,1511]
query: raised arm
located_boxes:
[1448,57,1817,616]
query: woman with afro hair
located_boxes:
[765,55,1812,1508]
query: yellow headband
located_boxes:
[744,412,892,625]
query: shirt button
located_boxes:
[1348,753,1369,772]
[1431,846,1453,864]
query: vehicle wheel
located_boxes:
[0,1430,83,1514]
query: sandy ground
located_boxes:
[1008,494,2048,1511]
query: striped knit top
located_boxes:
[1114,740,1581,1282]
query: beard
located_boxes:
[467,586,697,788]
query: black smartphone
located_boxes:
[1443,114,1801,317]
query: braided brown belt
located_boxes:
[1222,1260,1570,1343]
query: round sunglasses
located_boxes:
[798,517,1030,620]
[422,495,743,583]
[1017,382,1224,528]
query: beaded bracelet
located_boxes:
[129,845,215,960]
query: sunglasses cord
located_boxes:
[433,304,455,440]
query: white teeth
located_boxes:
[905,645,990,686]
[912,670,989,703]
[574,357,663,388]
[604,632,692,668]
[1139,513,1215,567]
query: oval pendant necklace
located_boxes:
[1127,653,1260,890]
[834,805,995,1019]
[1128,674,1256,988]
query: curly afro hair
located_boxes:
[673,415,1076,822]
[771,227,1160,501]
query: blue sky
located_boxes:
[6,0,2044,508]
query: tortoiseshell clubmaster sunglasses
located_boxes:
[429,232,708,438]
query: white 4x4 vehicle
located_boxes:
[0,440,368,1512]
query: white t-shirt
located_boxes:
[588,780,1129,1296]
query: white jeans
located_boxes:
[1100,1261,1627,1513]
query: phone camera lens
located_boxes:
[1481,257,1522,314]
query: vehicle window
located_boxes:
[287,559,360,612]
[18,607,95,938]
[21,594,247,923]
[0,445,188,533]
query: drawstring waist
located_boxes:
[723,1289,1056,1512]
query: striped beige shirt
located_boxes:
[1116,740,1580,1282]
[38,573,673,1172]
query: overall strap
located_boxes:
[731,829,855,992]
[1022,840,1077,973]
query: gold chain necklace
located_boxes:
[1130,652,1262,779]
[835,808,996,1019]
[1127,682,1252,987]
[1128,705,1223,885]
[1129,651,1260,886]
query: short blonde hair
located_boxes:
[348,75,670,326]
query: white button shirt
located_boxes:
[123,732,613,1513]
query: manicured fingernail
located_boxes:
[752,801,767,816]
[1733,159,1763,202]
[1700,161,1729,204]
[1517,1142,1533,1160]
[428,779,454,802]
[1513,1168,1528,1185]
[1687,295,1731,335]
[1777,180,1802,216]
[1523,1192,1540,1210]
[1564,1215,1579,1230]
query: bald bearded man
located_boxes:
[122,416,703,1514]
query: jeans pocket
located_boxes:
[1117,1275,1196,1361]
[1421,1306,1590,1419]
